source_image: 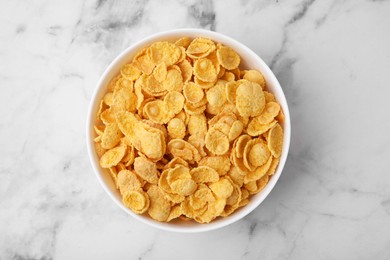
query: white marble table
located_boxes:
[1,0,390,259]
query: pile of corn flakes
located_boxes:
[94,37,284,223]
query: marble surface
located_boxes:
[1,0,390,259]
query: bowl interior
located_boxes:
[87,29,291,233]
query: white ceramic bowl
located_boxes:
[86,29,291,233]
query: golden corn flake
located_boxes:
[107,74,122,92]
[187,133,207,157]
[181,197,206,219]
[164,157,189,170]
[133,157,159,184]
[186,38,216,59]
[236,81,265,117]
[114,77,134,92]
[232,150,250,176]
[148,41,181,66]
[153,62,167,82]
[268,123,283,158]
[209,178,234,199]
[142,120,168,140]
[198,155,231,176]
[133,48,155,75]
[194,76,216,89]
[245,175,269,195]
[134,78,145,109]
[144,74,167,96]
[221,71,235,82]
[158,169,173,193]
[244,155,272,184]
[243,70,266,89]
[121,63,141,81]
[205,128,230,155]
[264,91,276,103]
[257,102,280,124]
[164,91,185,116]
[143,100,167,124]
[99,143,127,168]
[175,37,191,48]
[276,109,285,125]
[235,134,251,158]
[225,81,240,104]
[167,165,190,183]
[187,113,207,136]
[170,179,197,196]
[116,111,139,142]
[177,59,193,83]
[123,145,135,167]
[183,82,204,103]
[191,166,219,183]
[217,45,240,70]
[247,119,277,137]
[167,118,186,139]
[227,166,244,187]
[164,192,185,204]
[184,102,206,115]
[267,156,280,176]
[100,123,122,149]
[194,58,217,83]
[167,204,183,222]
[123,190,150,214]
[93,36,285,224]
[103,92,113,106]
[117,169,142,194]
[147,185,171,221]
[244,138,270,168]
[95,142,106,158]
[167,139,201,163]
[112,87,137,113]
[140,128,166,161]
[177,46,187,63]
[205,84,226,112]
[189,187,210,210]
[162,69,183,92]
[228,120,244,141]
[194,198,226,223]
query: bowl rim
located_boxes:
[86,28,291,233]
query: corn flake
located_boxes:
[167,118,186,139]
[133,157,159,184]
[268,123,283,158]
[205,128,229,155]
[186,38,216,59]
[99,143,127,168]
[217,45,240,70]
[243,70,266,89]
[122,190,150,214]
[194,58,217,83]
[236,81,265,117]
[147,185,171,221]
[117,169,142,194]
[148,41,181,66]
[191,166,219,183]
[121,63,142,81]
[183,82,204,103]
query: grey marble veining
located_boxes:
[1,0,390,259]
